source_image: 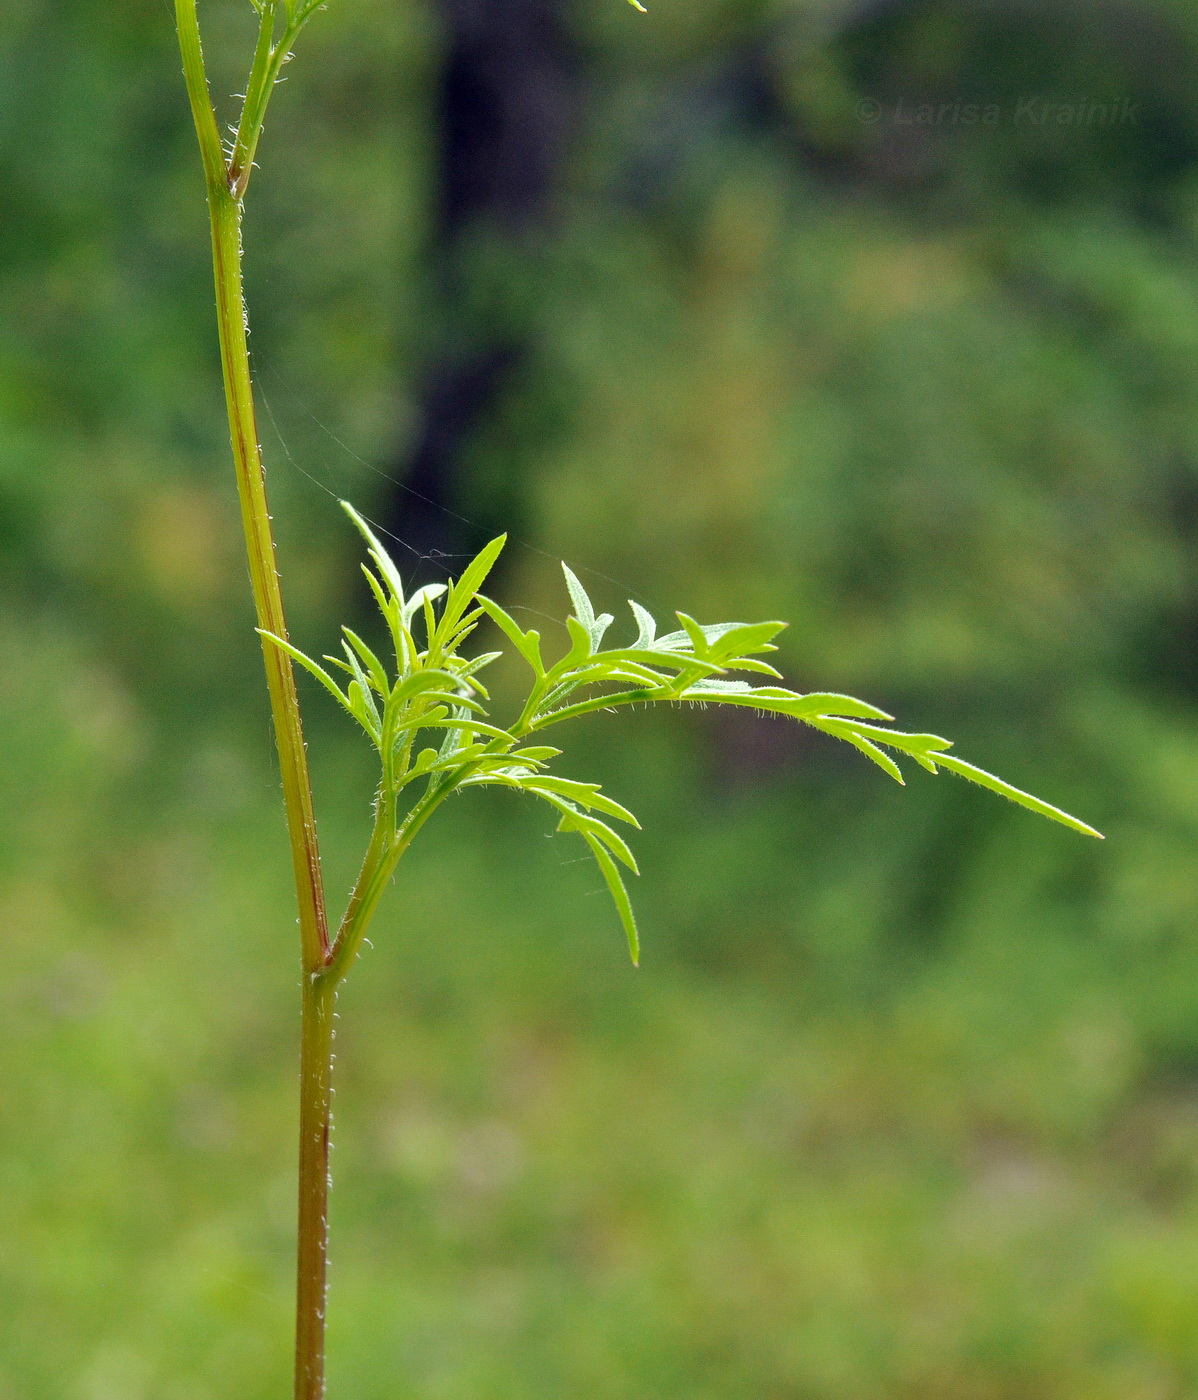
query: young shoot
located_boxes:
[264,504,1102,973]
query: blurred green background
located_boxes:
[5,0,1198,1394]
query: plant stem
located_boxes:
[208,186,340,1394]
[174,3,336,1391]
[295,975,337,1400]
[207,186,331,973]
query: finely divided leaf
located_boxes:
[402,583,448,628]
[932,754,1103,838]
[438,537,506,642]
[821,723,906,783]
[561,564,612,649]
[524,776,641,826]
[477,596,545,675]
[309,498,1101,982]
[630,600,657,648]
[581,830,640,965]
[257,630,355,717]
[562,564,595,631]
[341,502,406,608]
[342,628,389,695]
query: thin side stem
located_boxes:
[324,789,394,979]
[229,2,320,202]
[322,774,466,987]
[228,7,280,201]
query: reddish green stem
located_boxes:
[295,978,337,1399]
[173,3,336,1393]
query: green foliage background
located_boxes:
[4,0,1198,1394]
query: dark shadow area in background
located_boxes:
[385,0,578,576]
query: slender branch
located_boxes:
[322,774,465,987]
[229,1,321,202]
[228,5,280,200]
[323,786,394,977]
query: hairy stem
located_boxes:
[296,975,337,1400]
[174,3,335,1392]
[324,790,394,980]
[207,188,331,972]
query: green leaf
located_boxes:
[529,687,666,730]
[477,596,545,675]
[822,725,906,784]
[257,630,353,716]
[524,776,640,827]
[453,651,503,681]
[405,748,441,780]
[598,649,717,686]
[391,669,460,705]
[589,658,673,688]
[560,615,598,669]
[341,627,389,695]
[562,807,639,873]
[707,623,786,665]
[360,563,394,622]
[421,591,439,651]
[629,600,656,647]
[436,707,473,759]
[839,721,953,757]
[794,692,896,721]
[684,678,754,695]
[676,612,709,658]
[560,564,612,649]
[341,639,379,715]
[437,537,507,644]
[341,501,406,609]
[724,657,785,678]
[346,679,381,743]
[427,743,489,773]
[562,563,595,631]
[401,583,447,628]
[440,618,483,662]
[580,829,640,965]
[398,716,513,745]
[361,564,409,670]
[510,746,560,764]
[681,684,895,723]
[932,755,1103,838]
